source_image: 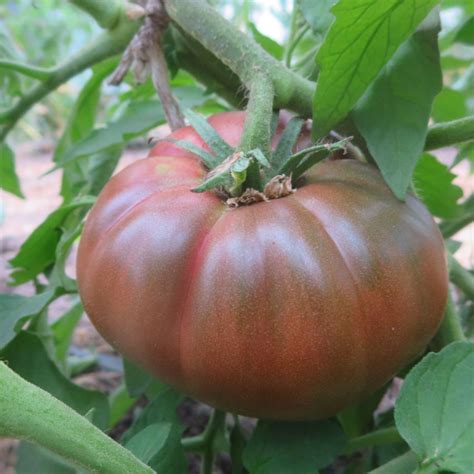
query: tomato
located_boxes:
[77,111,447,420]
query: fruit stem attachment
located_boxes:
[0,362,153,474]
[239,72,275,191]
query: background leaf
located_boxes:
[313,0,439,137]
[413,153,463,218]
[9,198,95,285]
[297,0,336,37]
[351,23,442,199]
[0,142,24,198]
[395,342,474,473]
[242,419,346,474]
[0,290,55,349]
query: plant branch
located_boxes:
[439,194,474,238]
[283,2,299,67]
[448,253,474,300]
[239,72,274,190]
[69,0,124,29]
[431,292,465,351]
[0,18,140,141]
[424,115,474,150]
[163,0,314,116]
[346,427,404,454]
[0,60,53,81]
[0,362,153,474]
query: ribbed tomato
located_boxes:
[77,111,447,420]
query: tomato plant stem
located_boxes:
[68,0,124,29]
[346,427,404,454]
[431,293,465,351]
[448,253,474,300]
[0,362,153,474]
[425,115,474,150]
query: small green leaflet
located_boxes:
[270,117,305,175]
[165,138,219,169]
[185,109,234,159]
[413,153,463,218]
[0,290,55,349]
[0,142,24,198]
[395,342,474,474]
[193,150,269,193]
[313,0,439,138]
[243,419,347,474]
[277,137,352,179]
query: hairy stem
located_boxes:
[448,253,474,300]
[239,73,274,190]
[431,292,465,351]
[346,427,404,454]
[425,115,474,150]
[0,60,53,81]
[164,0,314,115]
[69,0,123,29]
[439,194,474,238]
[0,362,153,474]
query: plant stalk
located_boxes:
[239,72,274,190]
[448,253,474,300]
[68,0,124,29]
[0,362,153,474]
[431,292,465,351]
[425,115,474,150]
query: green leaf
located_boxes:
[297,0,336,36]
[122,388,183,444]
[455,16,474,44]
[395,341,474,473]
[0,290,55,349]
[413,153,463,218]
[166,138,219,168]
[56,100,166,169]
[125,423,187,473]
[351,24,442,199]
[108,383,136,429]
[248,23,284,59]
[123,358,169,399]
[242,419,347,474]
[432,87,468,122]
[270,117,305,174]
[313,0,439,138]
[185,109,234,159]
[0,142,24,198]
[9,197,95,285]
[1,331,109,429]
[16,442,76,474]
[369,451,418,473]
[230,419,248,474]
[51,300,83,363]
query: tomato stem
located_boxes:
[0,362,153,474]
[431,292,465,351]
[448,252,474,300]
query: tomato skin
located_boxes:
[77,111,447,420]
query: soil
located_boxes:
[0,140,472,473]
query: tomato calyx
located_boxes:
[168,111,352,204]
